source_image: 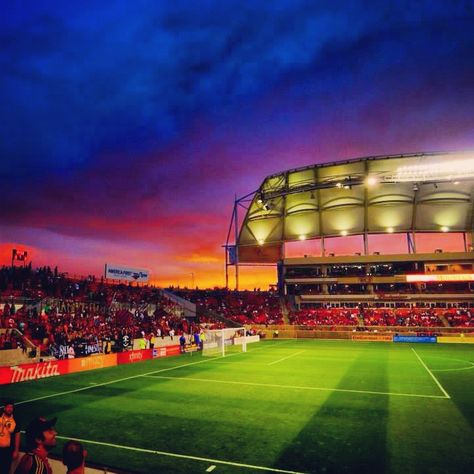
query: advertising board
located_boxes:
[68,354,117,372]
[393,335,437,343]
[351,334,392,342]
[153,345,181,358]
[0,359,69,385]
[117,349,153,365]
[104,263,149,283]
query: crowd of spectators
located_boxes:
[289,306,473,327]
[361,308,442,327]
[172,288,284,325]
[0,265,203,356]
[0,299,201,357]
[1,265,473,358]
[289,308,359,326]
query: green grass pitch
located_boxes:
[3,339,474,473]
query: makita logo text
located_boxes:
[10,362,60,383]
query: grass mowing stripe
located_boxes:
[52,434,305,474]
[15,340,290,407]
[268,350,305,366]
[142,374,448,399]
[411,348,451,399]
[14,356,234,407]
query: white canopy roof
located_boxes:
[237,152,474,254]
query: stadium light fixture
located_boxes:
[299,235,306,241]
[258,239,265,245]
[336,182,343,188]
[441,226,449,232]
[366,176,378,186]
[387,227,394,233]
[340,230,348,236]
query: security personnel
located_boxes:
[0,399,20,474]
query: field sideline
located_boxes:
[2,339,474,473]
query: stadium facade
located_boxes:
[226,151,474,308]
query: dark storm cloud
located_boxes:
[2,1,470,176]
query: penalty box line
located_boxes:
[411,348,451,399]
[142,374,449,400]
[14,341,289,407]
[51,434,305,474]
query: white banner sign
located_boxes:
[105,264,149,283]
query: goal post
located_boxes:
[202,327,247,357]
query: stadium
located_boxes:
[1,151,474,474]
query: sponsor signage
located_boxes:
[437,336,474,344]
[105,264,150,283]
[406,273,474,282]
[68,354,117,373]
[117,349,153,365]
[0,360,69,385]
[153,345,181,358]
[1,347,182,385]
[234,335,260,345]
[393,335,437,343]
[352,334,392,342]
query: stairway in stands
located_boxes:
[438,312,451,327]
[197,306,243,328]
[280,298,290,324]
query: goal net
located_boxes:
[202,327,247,357]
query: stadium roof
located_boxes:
[236,151,474,262]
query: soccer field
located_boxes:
[3,339,474,473]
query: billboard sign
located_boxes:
[105,264,149,283]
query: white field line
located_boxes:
[14,341,290,407]
[432,365,474,372]
[420,356,474,372]
[268,351,305,366]
[51,434,305,474]
[142,374,448,400]
[411,348,451,399]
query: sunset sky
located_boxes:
[1,1,473,289]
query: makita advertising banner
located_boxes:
[0,359,70,385]
[105,264,149,283]
[0,348,181,385]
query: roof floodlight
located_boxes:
[340,230,348,236]
[387,227,394,233]
[367,176,378,186]
[299,235,306,241]
[441,226,449,232]
[258,239,265,245]
[336,182,343,188]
